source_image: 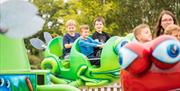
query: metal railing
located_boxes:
[81,83,121,91]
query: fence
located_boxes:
[81,83,121,91]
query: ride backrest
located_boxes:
[70,38,92,66]
[74,38,81,52]
[70,38,85,58]
[97,36,121,70]
[45,36,63,57]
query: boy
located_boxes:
[92,17,110,57]
[63,19,80,59]
[133,24,152,43]
[79,25,103,65]
[92,17,110,43]
[164,24,180,41]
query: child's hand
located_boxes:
[95,39,99,42]
[65,43,73,48]
[97,44,104,48]
[70,43,73,45]
[69,43,73,47]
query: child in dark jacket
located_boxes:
[92,17,110,57]
[63,19,80,59]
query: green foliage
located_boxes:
[106,0,180,35]
[30,0,180,36]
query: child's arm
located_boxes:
[64,43,73,48]
[90,38,104,48]
[90,38,101,44]
[79,39,104,48]
[79,40,98,48]
[97,44,103,48]
[63,36,73,48]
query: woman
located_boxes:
[154,10,178,38]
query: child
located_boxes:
[79,25,103,65]
[164,24,180,41]
[133,24,152,43]
[92,17,110,43]
[63,19,80,59]
[92,17,110,57]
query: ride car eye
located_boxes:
[152,39,180,64]
[118,47,138,69]
[6,80,10,88]
[116,39,130,53]
[0,78,4,87]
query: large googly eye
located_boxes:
[118,47,138,69]
[0,78,4,87]
[6,80,10,88]
[120,40,129,47]
[152,40,180,64]
[116,39,130,53]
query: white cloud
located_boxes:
[0,0,8,4]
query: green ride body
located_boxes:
[0,35,80,91]
[41,35,133,87]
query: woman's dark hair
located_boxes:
[154,10,178,38]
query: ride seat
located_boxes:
[45,36,69,68]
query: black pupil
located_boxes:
[0,79,2,85]
[121,41,128,47]
[6,80,9,87]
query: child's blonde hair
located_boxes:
[133,24,150,40]
[80,25,89,33]
[65,19,77,27]
[164,24,180,35]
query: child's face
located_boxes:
[67,25,76,33]
[171,31,180,41]
[81,29,89,38]
[137,28,152,43]
[95,21,104,32]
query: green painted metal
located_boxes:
[0,34,80,91]
[41,36,131,87]
[37,84,80,91]
[44,36,63,57]
[0,35,30,72]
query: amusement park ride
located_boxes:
[120,35,180,91]
[0,0,80,91]
[0,0,180,91]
